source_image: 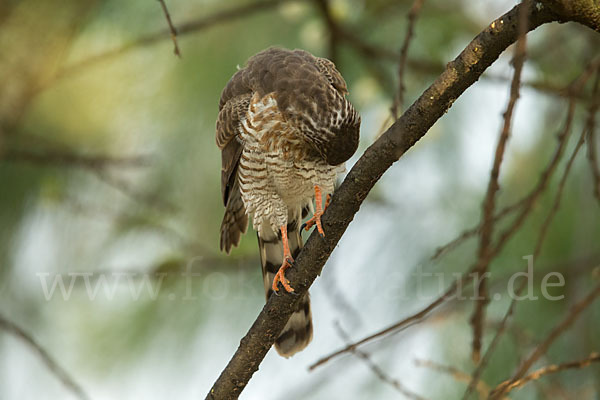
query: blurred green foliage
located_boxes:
[0,0,599,399]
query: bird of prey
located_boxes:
[216,47,360,357]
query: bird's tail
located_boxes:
[257,217,313,357]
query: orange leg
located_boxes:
[302,186,330,237]
[272,224,295,293]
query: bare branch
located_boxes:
[309,274,471,371]
[484,59,600,260]
[462,64,596,394]
[470,1,529,363]
[415,359,494,400]
[63,193,213,256]
[391,0,426,119]
[431,58,600,262]
[53,0,295,83]
[0,314,91,400]
[494,352,600,396]
[463,85,586,398]
[334,322,427,400]
[92,169,178,214]
[489,283,600,399]
[315,0,340,64]
[533,112,588,257]
[585,68,600,204]
[540,0,600,31]
[430,200,522,261]
[311,253,600,377]
[157,0,181,57]
[1,149,152,169]
[463,283,522,400]
[1,148,176,212]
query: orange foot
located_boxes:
[272,224,295,293]
[302,186,331,237]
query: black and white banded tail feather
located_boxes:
[257,218,313,357]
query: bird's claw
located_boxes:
[272,257,295,293]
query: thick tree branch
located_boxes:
[206,3,564,399]
[541,0,600,31]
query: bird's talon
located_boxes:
[271,245,295,293]
[303,185,329,236]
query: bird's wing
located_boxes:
[216,93,251,206]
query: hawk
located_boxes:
[216,47,360,357]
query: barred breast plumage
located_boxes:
[216,47,360,357]
[239,92,343,234]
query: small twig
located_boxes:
[485,74,594,102]
[466,96,586,399]
[93,169,178,213]
[432,43,600,267]
[415,359,494,400]
[322,268,364,329]
[52,0,295,83]
[487,59,600,260]
[433,62,595,263]
[63,193,213,256]
[334,322,427,400]
[157,0,181,57]
[391,0,426,119]
[588,128,600,205]
[493,352,600,396]
[462,280,525,400]
[2,149,152,169]
[1,148,176,212]
[0,314,91,400]
[430,199,523,261]
[464,94,584,398]
[470,0,529,363]
[489,283,600,399]
[315,0,340,64]
[585,68,600,204]
[533,115,588,257]
[309,273,471,371]
[309,232,595,372]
